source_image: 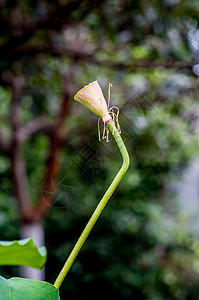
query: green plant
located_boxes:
[0,238,46,268]
[0,81,130,298]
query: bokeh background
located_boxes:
[1,0,199,299]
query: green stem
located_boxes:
[54,121,130,290]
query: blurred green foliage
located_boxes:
[0,0,199,299]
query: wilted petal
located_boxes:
[74,81,111,122]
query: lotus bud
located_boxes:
[74,80,112,123]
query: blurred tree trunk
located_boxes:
[20,222,45,280]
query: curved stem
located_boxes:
[54,121,130,290]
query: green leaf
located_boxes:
[0,238,47,269]
[0,276,60,300]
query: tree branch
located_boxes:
[2,71,74,223]
[8,76,33,222]
[90,58,194,73]
[33,72,73,220]
[17,117,54,143]
[6,42,195,74]
[0,0,97,60]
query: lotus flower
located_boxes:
[74,80,112,123]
